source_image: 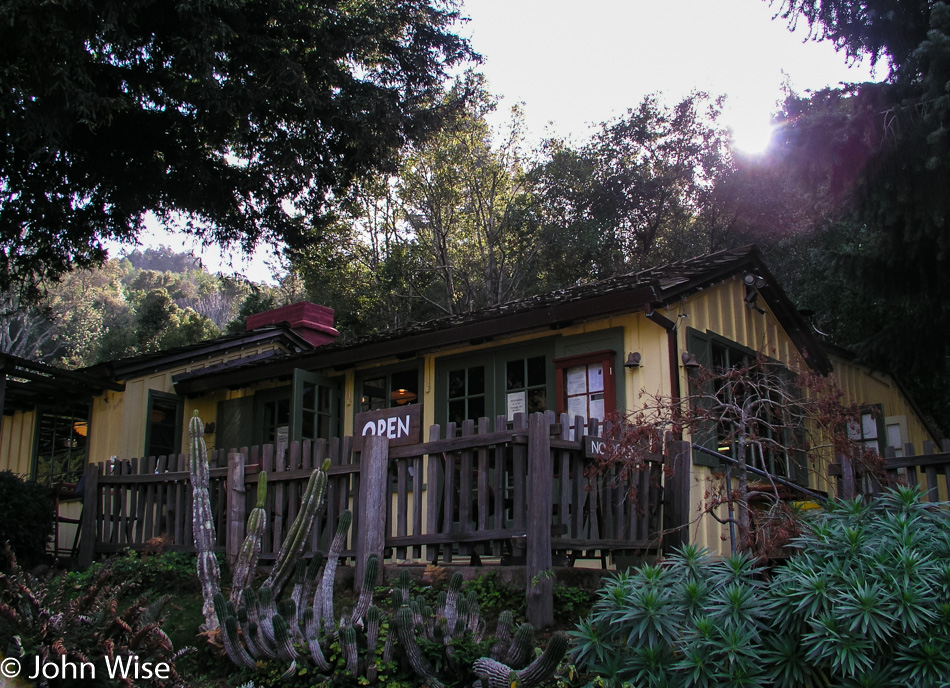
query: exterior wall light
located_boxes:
[625,352,642,369]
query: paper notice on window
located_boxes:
[588,363,604,393]
[567,395,587,419]
[589,394,605,422]
[507,391,526,421]
[566,366,587,395]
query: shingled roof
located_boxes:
[174,245,831,395]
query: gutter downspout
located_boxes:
[644,305,682,439]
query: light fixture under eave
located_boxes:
[743,273,767,289]
[73,421,88,437]
[624,352,643,369]
[681,352,701,369]
[390,388,418,405]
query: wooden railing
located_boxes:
[77,412,690,622]
[834,439,950,501]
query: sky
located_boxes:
[129,0,877,283]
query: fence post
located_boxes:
[526,412,553,628]
[355,434,388,590]
[838,453,855,499]
[77,462,99,569]
[663,440,692,552]
[226,452,246,568]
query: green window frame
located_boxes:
[249,370,341,450]
[32,402,90,487]
[435,341,555,428]
[145,390,183,458]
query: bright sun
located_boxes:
[728,113,775,155]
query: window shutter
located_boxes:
[685,329,720,468]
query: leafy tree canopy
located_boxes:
[0,0,474,295]
[763,1,950,433]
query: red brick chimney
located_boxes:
[246,302,340,347]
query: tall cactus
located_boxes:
[189,411,220,631]
[230,471,268,603]
[264,467,328,596]
[208,445,566,688]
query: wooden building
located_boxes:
[0,246,939,558]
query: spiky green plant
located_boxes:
[571,486,950,688]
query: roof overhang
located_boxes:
[0,354,124,415]
[175,283,662,394]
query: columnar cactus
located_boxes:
[473,632,569,688]
[205,440,567,688]
[189,410,221,632]
[264,467,328,596]
[230,471,268,603]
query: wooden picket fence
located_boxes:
[834,439,950,501]
[79,413,685,564]
[76,412,690,624]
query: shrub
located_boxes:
[571,486,950,687]
[0,470,55,570]
[63,549,201,598]
[0,549,190,687]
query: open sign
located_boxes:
[353,405,422,450]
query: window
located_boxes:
[447,364,487,426]
[246,371,340,452]
[294,369,337,441]
[359,368,421,412]
[257,388,291,447]
[32,403,89,486]
[555,351,617,427]
[504,356,547,420]
[145,391,183,458]
[435,342,555,429]
[847,405,885,455]
[686,328,808,484]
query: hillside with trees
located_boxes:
[0,246,292,368]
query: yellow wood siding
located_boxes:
[0,411,35,477]
[828,353,935,450]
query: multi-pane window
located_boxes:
[360,369,420,412]
[259,393,291,447]
[33,404,89,486]
[504,356,546,420]
[555,351,616,424]
[447,365,486,426]
[847,405,885,455]
[299,378,333,440]
[688,329,806,483]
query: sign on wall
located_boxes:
[353,405,422,450]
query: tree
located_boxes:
[765,1,950,433]
[398,75,541,314]
[599,355,874,554]
[529,92,730,283]
[0,0,474,294]
[770,0,934,71]
[293,74,541,332]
